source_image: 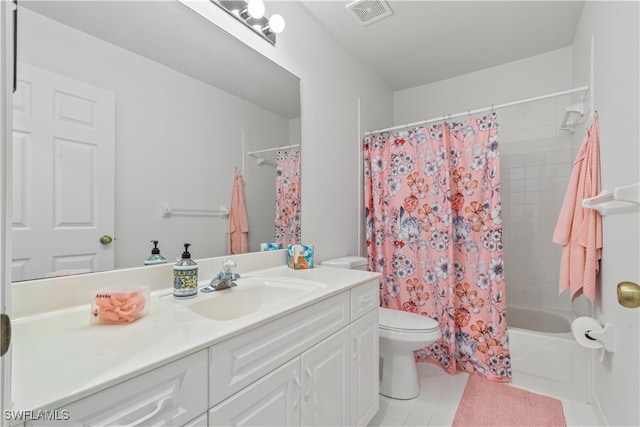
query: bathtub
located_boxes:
[507,306,591,401]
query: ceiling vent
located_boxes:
[346,0,393,26]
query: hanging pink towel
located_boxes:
[552,118,602,303]
[229,173,249,254]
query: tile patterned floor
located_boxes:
[368,363,601,427]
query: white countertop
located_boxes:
[11,265,380,412]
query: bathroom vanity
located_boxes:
[9,258,380,426]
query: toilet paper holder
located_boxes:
[584,322,615,353]
[572,316,615,353]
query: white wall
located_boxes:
[499,92,590,314]
[393,47,573,125]
[572,2,640,426]
[18,8,291,268]
[182,0,394,263]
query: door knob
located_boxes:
[617,281,640,308]
[1,314,11,357]
[99,235,113,245]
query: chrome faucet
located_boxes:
[201,259,240,293]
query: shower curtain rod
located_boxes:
[364,85,590,136]
[247,144,300,156]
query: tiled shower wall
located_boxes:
[499,93,590,315]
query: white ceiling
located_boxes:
[21,1,585,111]
[301,0,585,91]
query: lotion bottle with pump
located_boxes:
[144,240,167,265]
[173,243,198,298]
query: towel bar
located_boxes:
[582,182,640,215]
[160,203,229,218]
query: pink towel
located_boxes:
[552,119,602,303]
[229,173,249,254]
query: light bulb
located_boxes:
[269,14,285,34]
[247,0,265,19]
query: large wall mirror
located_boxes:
[12,0,301,282]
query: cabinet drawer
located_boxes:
[350,279,379,321]
[209,292,349,406]
[28,350,208,426]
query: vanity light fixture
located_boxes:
[215,0,286,45]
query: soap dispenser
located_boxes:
[144,240,167,265]
[173,243,198,298]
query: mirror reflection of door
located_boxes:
[12,63,115,281]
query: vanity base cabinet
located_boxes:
[28,279,379,427]
[208,279,380,427]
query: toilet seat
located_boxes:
[379,307,439,333]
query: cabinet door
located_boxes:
[209,358,301,427]
[300,327,350,427]
[351,309,379,427]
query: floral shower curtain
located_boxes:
[364,113,511,382]
[274,150,301,245]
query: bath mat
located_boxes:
[452,375,566,426]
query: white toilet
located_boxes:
[377,306,441,399]
[321,257,442,400]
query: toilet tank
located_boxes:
[321,256,368,271]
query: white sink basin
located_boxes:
[187,276,326,321]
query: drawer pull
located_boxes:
[111,395,172,426]
[128,395,172,426]
[359,295,374,304]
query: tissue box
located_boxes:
[260,242,283,251]
[90,285,150,324]
[287,244,314,269]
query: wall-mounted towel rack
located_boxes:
[161,203,229,218]
[256,157,277,167]
[582,183,640,216]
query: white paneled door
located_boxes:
[12,63,115,281]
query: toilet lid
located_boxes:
[379,307,439,332]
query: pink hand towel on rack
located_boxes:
[229,173,249,254]
[552,118,602,303]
